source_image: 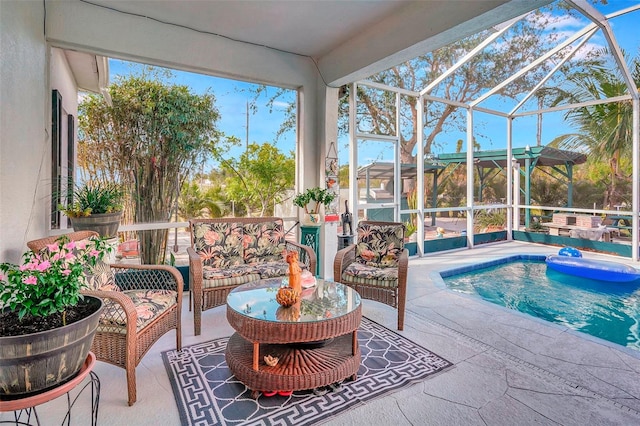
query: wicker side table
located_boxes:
[226,279,362,398]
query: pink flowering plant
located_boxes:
[0,236,111,322]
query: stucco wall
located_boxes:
[0,0,48,262]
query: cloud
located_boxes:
[528,10,585,30]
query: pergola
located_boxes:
[356,146,586,227]
[438,146,587,226]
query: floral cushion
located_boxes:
[85,259,121,292]
[243,220,286,264]
[192,222,244,268]
[342,262,398,287]
[355,223,405,268]
[98,289,177,332]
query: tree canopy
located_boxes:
[78,69,222,263]
[217,142,295,217]
[550,48,640,208]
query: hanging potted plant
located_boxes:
[293,187,337,226]
[59,182,125,239]
[0,235,111,397]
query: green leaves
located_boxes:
[78,69,222,264]
[293,187,336,214]
[219,142,295,216]
[0,236,112,320]
[60,182,125,217]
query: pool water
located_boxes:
[441,255,640,351]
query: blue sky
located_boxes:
[108,1,639,169]
[428,1,640,157]
[108,59,297,168]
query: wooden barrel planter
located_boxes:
[0,296,103,399]
[70,211,122,238]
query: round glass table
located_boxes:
[225,278,362,397]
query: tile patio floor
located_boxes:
[4,241,640,425]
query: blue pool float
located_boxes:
[558,246,582,258]
[546,254,640,282]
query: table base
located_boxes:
[226,332,360,398]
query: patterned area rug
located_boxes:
[162,317,452,426]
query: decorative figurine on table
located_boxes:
[341,200,353,235]
[286,251,302,295]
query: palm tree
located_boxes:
[550,48,640,208]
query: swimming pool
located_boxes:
[440,255,640,351]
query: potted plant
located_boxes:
[0,235,111,397]
[293,187,337,225]
[404,220,417,242]
[59,182,125,238]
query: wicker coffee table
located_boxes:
[226,278,362,397]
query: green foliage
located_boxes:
[405,188,418,237]
[0,236,112,320]
[59,182,124,218]
[78,68,222,264]
[474,210,506,228]
[178,181,207,219]
[179,180,231,219]
[338,164,350,189]
[404,220,417,237]
[527,218,545,232]
[529,176,565,218]
[440,178,466,208]
[218,143,295,217]
[293,187,337,214]
[550,48,640,208]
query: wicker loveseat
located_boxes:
[188,217,316,335]
[27,231,182,406]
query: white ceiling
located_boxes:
[79,0,551,85]
[85,0,402,58]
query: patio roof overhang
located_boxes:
[70,0,551,87]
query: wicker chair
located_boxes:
[333,221,408,330]
[27,231,182,406]
[187,217,316,336]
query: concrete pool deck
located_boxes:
[4,241,640,425]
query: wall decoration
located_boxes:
[325,142,339,221]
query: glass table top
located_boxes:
[227,278,361,323]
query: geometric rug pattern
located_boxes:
[162,317,452,426]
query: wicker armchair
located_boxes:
[333,221,408,330]
[188,217,316,336]
[27,231,182,406]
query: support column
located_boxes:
[319,85,340,278]
[466,108,474,248]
